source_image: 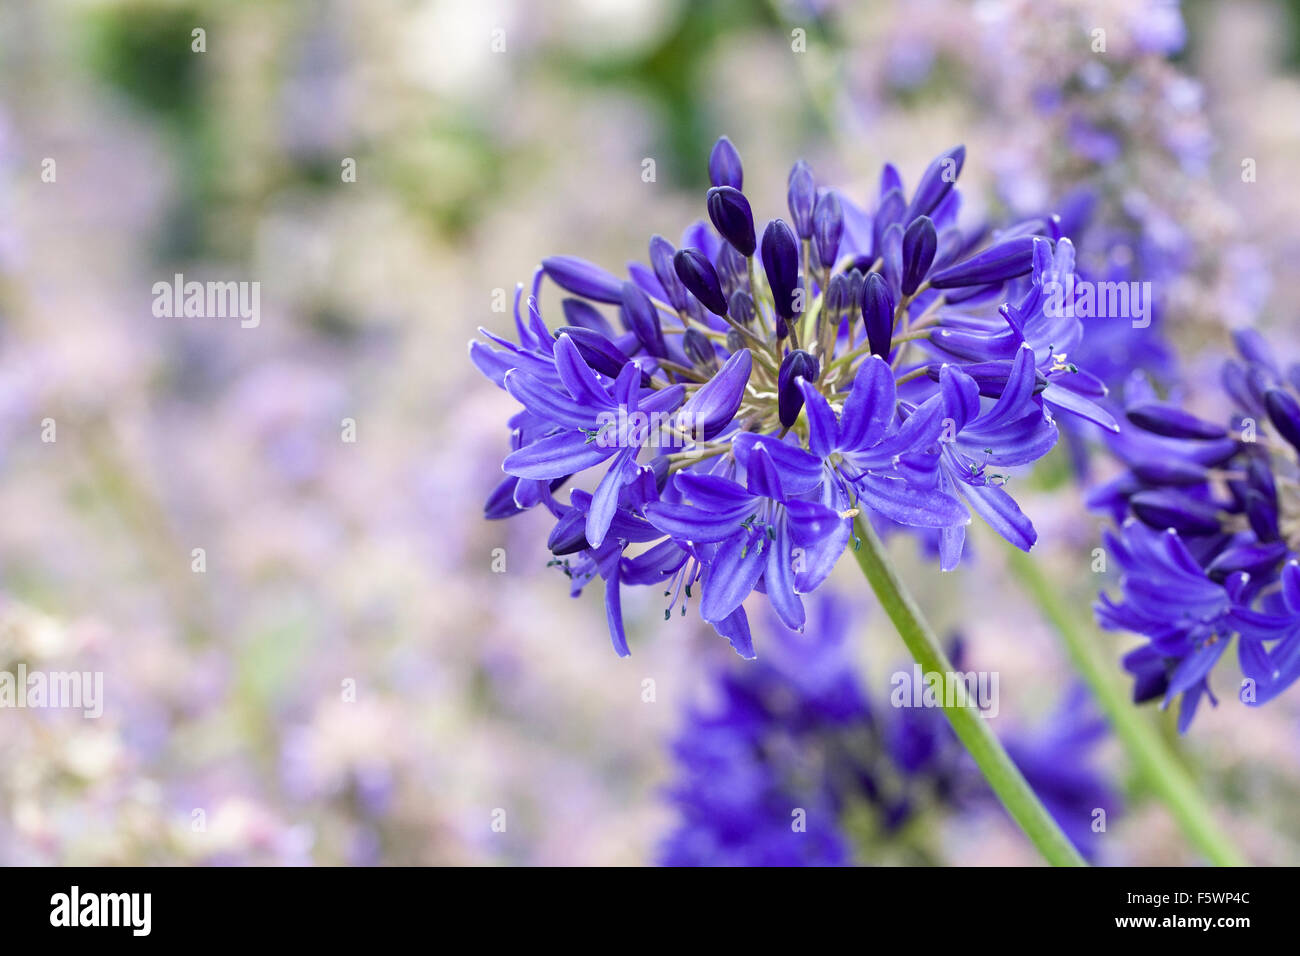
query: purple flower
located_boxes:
[473,139,1102,657]
[1091,331,1300,728]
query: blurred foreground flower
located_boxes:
[472,139,1114,658]
[660,596,1117,865]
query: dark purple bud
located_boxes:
[927,235,1036,289]
[923,359,1047,397]
[777,349,820,428]
[649,236,688,311]
[620,281,667,358]
[673,248,728,316]
[561,298,614,338]
[682,327,718,372]
[787,161,817,239]
[708,136,743,189]
[555,326,645,383]
[728,290,755,326]
[1264,387,1300,453]
[1126,402,1228,441]
[900,215,937,296]
[872,188,905,261]
[707,186,756,257]
[1130,490,1223,536]
[860,271,894,360]
[823,273,847,322]
[812,190,844,271]
[906,144,966,222]
[761,219,801,320]
[547,508,591,555]
[1130,459,1210,487]
[541,255,624,303]
[725,328,746,354]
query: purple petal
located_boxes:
[906,144,965,222]
[541,255,624,303]
[960,480,1036,551]
[856,473,968,528]
[700,527,767,622]
[503,430,612,479]
[928,235,1036,289]
[798,379,840,459]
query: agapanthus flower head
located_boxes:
[659,595,1117,866]
[1090,330,1300,729]
[472,138,1111,657]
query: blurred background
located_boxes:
[1,0,1299,865]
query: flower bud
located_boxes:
[787,161,816,239]
[761,218,801,320]
[900,215,937,296]
[860,271,894,360]
[812,190,844,271]
[706,186,757,257]
[708,136,743,189]
[777,349,820,427]
[673,248,728,316]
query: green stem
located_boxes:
[850,516,1086,866]
[1005,548,1246,867]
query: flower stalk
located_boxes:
[850,515,1087,866]
[1004,546,1246,867]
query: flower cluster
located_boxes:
[472,139,1113,657]
[660,596,1117,865]
[1090,330,1300,729]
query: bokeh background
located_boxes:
[2,0,1300,865]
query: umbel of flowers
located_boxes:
[1091,330,1300,730]
[472,138,1114,658]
